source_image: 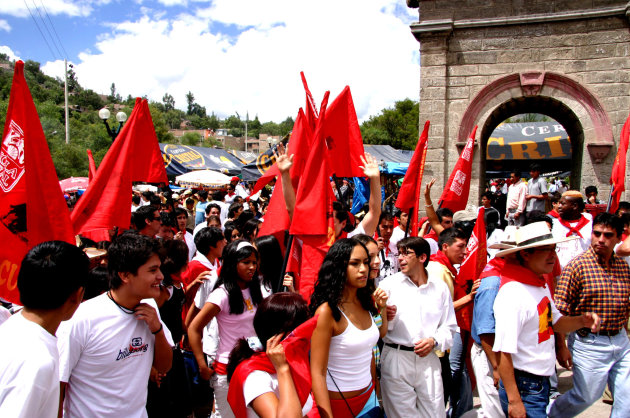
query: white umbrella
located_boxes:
[175,170,233,189]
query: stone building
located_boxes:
[407,0,630,208]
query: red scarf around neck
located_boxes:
[227,315,318,418]
[547,209,559,219]
[430,250,458,277]
[499,259,546,288]
[557,215,589,238]
[479,257,506,280]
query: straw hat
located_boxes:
[453,206,478,223]
[495,222,578,257]
[488,225,518,250]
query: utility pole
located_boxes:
[244,111,248,152]
[64,59,69,144]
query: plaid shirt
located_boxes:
[555,246,630,332]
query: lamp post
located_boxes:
[98,107,127,141]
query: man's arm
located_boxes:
[552,312,600,334]
[358,153,382,236]
[424,179,444,235]
[275,144,296,220]
[58,382,67,418]
[479,334,500,386]
[134,303,173,374]
[617,233,630,257]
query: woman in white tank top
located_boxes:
[309,238,389,418]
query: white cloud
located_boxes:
[41,0,420,123]
[0,45,20,61]
[0,19,10,32]
[0,0,91,18]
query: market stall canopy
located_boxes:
[364,144,413,175]
[59,177,89,192]
[160,143,244,176]
[229,150,257,164]
[175,170,233,189]
[487,122,571,160]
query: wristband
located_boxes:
[152,324,163,335]
[425,203,433,207]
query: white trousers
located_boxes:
[470,343,503,418]
[380,345,446,418]
[211,373,234,418]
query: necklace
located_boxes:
[107,291,135,314]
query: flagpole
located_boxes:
[278,234,294,293]
[606,184,614,213]
[64,59,69,144]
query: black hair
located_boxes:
[18,241,89,310]
[241,218,260,242]
[593,212,623,237]
[207,215,221,226]
[197,190,208,200]
[206,203,221,216]
[436,207,453,223]
[108,232,162,289]
[525,213,551,227]
[224,223,240,244]
[332,201,349,223]
[227,292,308,381]
[142,191,153,199]
[215,240,263,314]
[549,192,562,204]
[159,239,189,287]
[228,202,244,219]
[133,205,158,230]
[149,195,162,207]
[185,197,195,205]
[77,236,97,249]
[481,191,493,201]
[585,185,598,196]
[309,239,376,321]
[132,195,141,205]
[438,227,468,250]
[510,170,521,179]
[212,190,223,201]
[235,210,256,232]
[620,212,630,228]
[84,265,109,301]
[194,227,224,256]
[173,207,187,219]
[352,234,377,247]
[529,163,541,172]
[617,201,630,214]
[484,209,500,236]
[378,212,395,224]
[160,212,176,228]
[254,235,283,292]
[397,236,431,268]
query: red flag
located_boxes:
[70,98,167,241]
[87,149,96,182]
[395,121,430,237]
[301,71,318,131]
[456,207,487,331]
[439,126,477,213]
[257,109,315,237]
[322,86,365,178]
[0,61,75,304]
[289,91,335,299]
[609,114,630,213]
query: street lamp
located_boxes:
[98,107,127,141]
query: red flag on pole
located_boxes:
[87,149,96,182]
[70,98,167,241]
[322,86,365,178]
[439,126,477,213]
[455,207,487,331]
[394,121,430,237]
[301,72,318,131]
[609,114,630,214]
[288,91,335,299]
[0,61,75,304]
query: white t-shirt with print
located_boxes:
[58,293,172,418]
[243,370,313,417]
[493,281,562,377]
[0,313,59,418]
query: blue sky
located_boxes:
[0,0,420,122]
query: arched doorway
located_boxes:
[479,96,584,192]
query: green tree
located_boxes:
[108,83,122,103]
[186,91,195,115]
[360,98,419,150]
[162,93,175,111]
[181,131,201,146]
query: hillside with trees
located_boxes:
[0,54,420,179]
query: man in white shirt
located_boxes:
[376,213,399,279]
[552,191,593,268]
[0,242,88,418]
[173,208,196,261]
[505,171,527,226]
[390,210,408,246]
[491,222,600,417]
[58,233,173,418]
[378,236,457,418]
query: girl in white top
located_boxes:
[188,240,267,418]
[310,238,389,418]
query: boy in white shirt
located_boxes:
[0,241,89,418]
[58,232,173,418]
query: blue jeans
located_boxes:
[499,371,549,418]
[548,329,630,418]
[448,331,473,418]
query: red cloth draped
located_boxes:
[557,215,590,238]
[438,126,477,213]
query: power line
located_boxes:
[22,0,58,61]
[30,0,64,59]
[37,0,69,58]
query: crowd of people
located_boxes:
[1,159,629,418]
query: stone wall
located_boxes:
[411,0,630,212]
